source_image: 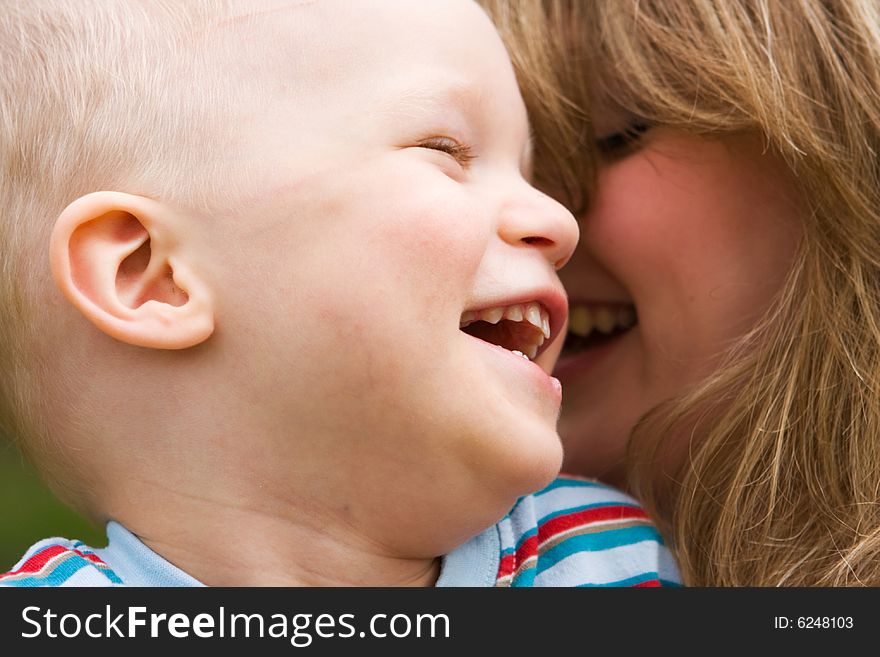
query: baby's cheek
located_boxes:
[373,201,487,296]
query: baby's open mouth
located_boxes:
[459,302,551,361]
[561,303,637,357]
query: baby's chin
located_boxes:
[484,422,564,500]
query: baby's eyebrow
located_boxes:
[375,78,487,123]
[215,0,321,29]
[376,78,533,169]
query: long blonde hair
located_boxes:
[482,0,880,585]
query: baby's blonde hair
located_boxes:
[0,0,242,501]
[483,0,880,585]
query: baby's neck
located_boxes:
[105,479,441,587]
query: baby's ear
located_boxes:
[50,191,214,349]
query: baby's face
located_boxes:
[198,0,577,551]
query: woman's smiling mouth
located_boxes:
[561,302,637,357]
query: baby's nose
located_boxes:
[498,184,579,270]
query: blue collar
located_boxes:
[95,521,204,587]
[94,519,499,587]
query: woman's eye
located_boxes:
[418,136,475,167]
[595,123,650,159]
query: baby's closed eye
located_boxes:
[417,136,475,168]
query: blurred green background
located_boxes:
[0,439,104,572]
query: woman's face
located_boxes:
[552,124,802,486]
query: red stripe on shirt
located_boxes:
[539,505,649,542]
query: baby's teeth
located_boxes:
[569,306,592,337]
[482,307,504,324]
[526,344,538,360]
[511,349,529,360]
[525,303,543,333]
[594,308,616,334]
[504,305,524,322]
[460,302,552,349]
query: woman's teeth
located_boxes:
[568,304,636,338]
[460,301,551,360]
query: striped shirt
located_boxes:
[0,476,680,587]
[493,476,679,586]
[0,541,123,587]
